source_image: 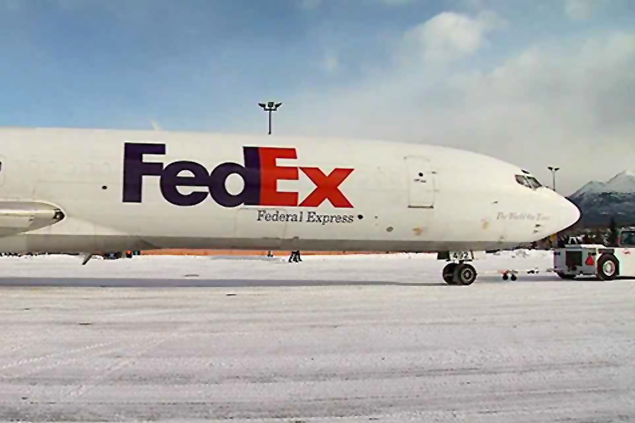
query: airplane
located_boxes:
[0,127,580,285]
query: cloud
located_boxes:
[282,25,635,195]
[564,0,606,20]
[399,11,507,63]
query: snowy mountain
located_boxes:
[572,170,635,197]
[569,170,635,227]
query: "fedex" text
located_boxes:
[122,143,355,208]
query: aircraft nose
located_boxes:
[556,197,581,232]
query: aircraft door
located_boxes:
[405,156,435,208]
[0,156,5,186]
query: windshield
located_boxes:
[620,231,635,246]
[515,175,531,188]
[516,174,543,190]
[526,176,543,189]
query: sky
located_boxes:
[0,0,633,195]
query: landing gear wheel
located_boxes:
[557,272,577,280]
[597,254,619,281]
[443,263,458,285]
[453,263,477,286]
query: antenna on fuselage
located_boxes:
[150,120,162,131]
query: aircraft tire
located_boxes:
[453,263,477,286]
[597,254,619,281]
[443,263,458,285]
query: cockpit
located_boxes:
[515,171,543,190]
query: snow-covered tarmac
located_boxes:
[0,252,633,422]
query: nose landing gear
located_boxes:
[442,262,478,285]
[439,251,479,285]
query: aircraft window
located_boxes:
[515,175,532,188]
[526,176,542,189]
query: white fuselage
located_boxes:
[0,128,580,254]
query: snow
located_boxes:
[0,251,553,284]
[573,180,605,196]
[0,252,634,422]
[605,170,635,193]
[572,170,635,197]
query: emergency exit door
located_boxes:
[405,156,435,208]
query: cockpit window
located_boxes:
[516,174,543,190]
[526,176,543,189]
[515,175,532,188]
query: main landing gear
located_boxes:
[442,262,478,286]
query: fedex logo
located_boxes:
[122,143,354,208]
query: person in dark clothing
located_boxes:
[289,250,302,263]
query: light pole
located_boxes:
[259,102,282,259]
[258,101,282,135]
[548,166,560,192]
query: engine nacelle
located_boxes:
[0,201,65,238]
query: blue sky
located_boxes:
[0,0,634,193]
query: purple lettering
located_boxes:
[208,147,260,208]
[123,143,165,203]
[160,161,209,206]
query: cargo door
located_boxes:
[405,156,435,208]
